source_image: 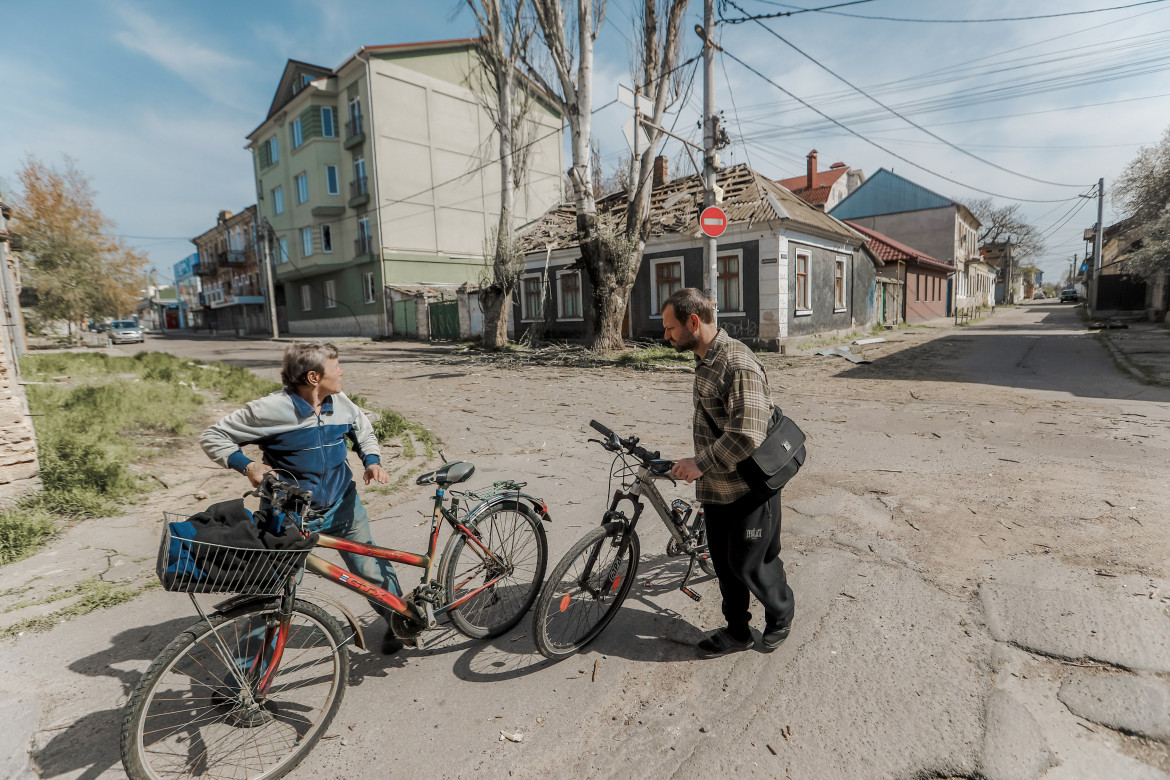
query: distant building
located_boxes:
[830,169,994,313]
[245,39,564,337]
[776,150,864,212]
[173,253,201,329]
[846,222,951,323]
[191,207,271,335]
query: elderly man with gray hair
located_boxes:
[201,341,405,654]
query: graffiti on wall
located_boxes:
[722,319,759,339]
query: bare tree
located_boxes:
[466,0,538,348]
[529,0,689,352]
[963,197,1044,263]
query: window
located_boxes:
[295,173,308,204]
[321,224,333,253]
[301,73,315,88]
[520,273,543,321]
[324,279,337,309]
[301,227,313,257]
[915,274,921,302]
[278,237,289,264]
[353,156,366,181]
[321,107,335,138]
[301,284,312,311]
[796,252,810,310]
[717,253,741,312]
[557,270,582,320]
[325,165,339,195]
[834,257,847,310]
[651,258,683,315]
[272,187,284,215]
[292,118,303,148]
[362,272,375,304]
[267,136,279,163]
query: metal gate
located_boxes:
[1096,274,1146,311]
[392,299,417,337]
[428,301,459,341]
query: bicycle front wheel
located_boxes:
[533,522,640,660]
[121,598,348,780]
[443,502,548,639]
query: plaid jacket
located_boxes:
[692,329,775,505]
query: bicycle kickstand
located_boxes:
[678,556,702,602]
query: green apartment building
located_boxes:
[246,39,564,337]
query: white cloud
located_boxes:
[114,4,251,107]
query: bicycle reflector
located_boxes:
[559,593,571,613]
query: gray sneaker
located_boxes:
[761,622,791,651]
[696,627,754,657]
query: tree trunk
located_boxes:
[479,286,510,347]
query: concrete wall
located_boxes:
[0,325,38,506]
[843,207,957,265]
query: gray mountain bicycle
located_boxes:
[532,420,715,660]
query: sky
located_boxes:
[2,0,1169,287]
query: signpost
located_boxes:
[700,205,727,238]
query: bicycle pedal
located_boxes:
[679,585,701,602]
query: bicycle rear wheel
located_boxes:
[121,598,348,780]
[533,522,639,660]
[443,502,548,639]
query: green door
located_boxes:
[428,301,459,341]
[392,299,417,337]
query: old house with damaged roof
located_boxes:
[515,161,882,346]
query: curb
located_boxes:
[1093,329,1170,388]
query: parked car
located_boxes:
[106,320,145,344]
[1034,291,1045,299]
[1060,288,1079,303]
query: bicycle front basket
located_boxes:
[156,512,312,596]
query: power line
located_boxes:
[731,0,1170,24]
[723,0,1091,188]
[720,48,1086,203]
[718,0,875,23]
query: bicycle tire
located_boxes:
[532,522,640,660]
[443,501,548,640]
[693,521,717,577]
[121,598,348,780]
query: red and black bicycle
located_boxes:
[120,467,548,780]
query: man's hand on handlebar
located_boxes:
[670,457,703,484]
[244,460,273,488]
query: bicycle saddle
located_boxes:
[416,461,476,486]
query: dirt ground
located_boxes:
[1,299,1168,779]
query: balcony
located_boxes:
[344,113,365,149]
[354,234,373,259]
[226,249,248,264]
[349,175,369,209]
[196,259,218,278]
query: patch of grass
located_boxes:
[0,503,56,566]
[0,577,144,639]
[609,345,693,369]
[349,396,438,458]
[366,467,422,496]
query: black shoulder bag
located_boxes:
[701,404,807,494]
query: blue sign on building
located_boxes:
[174,253,198,281]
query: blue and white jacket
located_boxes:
[201,389,381,510]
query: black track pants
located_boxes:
[703,489,795,636]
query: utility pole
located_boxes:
[1093,177,1104,312]
[701,0,718,322]
[259,220,279,339]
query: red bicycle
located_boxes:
[120,466,549,780]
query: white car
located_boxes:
[106,320,145,344]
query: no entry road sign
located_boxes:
[700,206,727,238]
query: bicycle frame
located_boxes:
[594,463,707,601]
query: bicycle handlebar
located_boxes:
[588,419,674,475]
[248,473,316,515]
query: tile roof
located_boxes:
[519,164,861,253]
[845,221,954,271]
[776,165,849,201]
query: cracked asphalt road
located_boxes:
[2,300,1169,779]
